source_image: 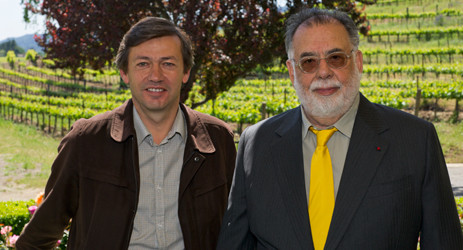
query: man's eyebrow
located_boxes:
[160,56,178,61]
[133,56,178,61]
[326,48,343,55]
[134,56,151,61]
[299,51,317,58]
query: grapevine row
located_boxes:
[23,64,120,85]
[374,0,450,6]
[258,63,463,78]
[0,67,112,93]
[367,9,461,20]
[363,64,463,78]
[0,77,131,103]
[366,26,462,42]
[362,47,463,57]
[362,47,463,64]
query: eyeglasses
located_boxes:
[292,50,354,74]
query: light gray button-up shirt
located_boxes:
[129,106,186,250]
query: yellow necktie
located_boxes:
[309,126,337,250]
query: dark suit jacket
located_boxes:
[217,94,462,249]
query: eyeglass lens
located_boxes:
[299,52,348,73]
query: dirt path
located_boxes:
[0,155,44,202]
[0,186,43,202]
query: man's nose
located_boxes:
[316,58,334,79]
[148,64,163,82]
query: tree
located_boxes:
[0,40,25,56]
[22,0,375,107]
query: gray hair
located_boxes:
[285,8,359,58]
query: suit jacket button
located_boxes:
[194,156,200,162]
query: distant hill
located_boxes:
[0,34,43,54]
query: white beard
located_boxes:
[293,68,361,120]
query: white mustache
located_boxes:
[310,79,342,91]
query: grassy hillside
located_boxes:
[0,118,59,190]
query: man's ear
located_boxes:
[182,68,191,84]
[120,69,129,84]
[355,50,363,73]
[286,59,296,87]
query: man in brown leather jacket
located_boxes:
[16,17,236,250]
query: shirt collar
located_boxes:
[133,105,187,146]
[301,93,359,138]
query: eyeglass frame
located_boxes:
[290,49,356,74]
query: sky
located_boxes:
[0,0,45,41]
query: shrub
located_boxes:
[6,50,16,69]
[0,200,34,236]
[455,197,463,230]
[25,49,38,66]
[42,59,55,68]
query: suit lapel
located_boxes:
[325,94,389,249]
[272,107,313,249]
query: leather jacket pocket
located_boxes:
[81,169,129,187]
[194,178,227,197]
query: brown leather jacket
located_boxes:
[16,100,236,250]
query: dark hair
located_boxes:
[285,8,359,58]
[115,17,194,73]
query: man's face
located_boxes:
[286,21,363,121]
[120,35,190,120]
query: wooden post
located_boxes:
[421,55,425,78]
[451,99,460,123]
[61,117,65,136]
[48,115,51,134]
[53,115,57,135]
[406,7,409,26]
[284,89,287,105]
[415,77,421,117]
[42,112,45,130]
[261,102,267,120]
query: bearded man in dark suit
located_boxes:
[217,7,462,250]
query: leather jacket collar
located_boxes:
[109,99,216,154]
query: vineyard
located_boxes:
[0,0,462,137]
